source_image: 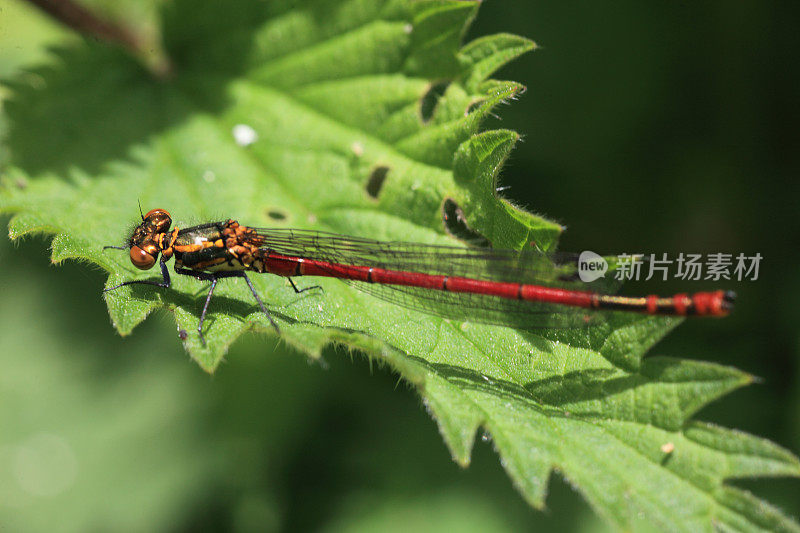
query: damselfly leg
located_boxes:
[173,268,280,346]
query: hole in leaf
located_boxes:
[442,198,491,248]
[265,208,287,221]
[365,165,390,199]
[419,81,450,123]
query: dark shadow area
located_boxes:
[422,358,658,426]
[265,208,288,221]
[1,0,316,179]
[286,322,656,424]
[126,278,306,327]
[3,43,177,177]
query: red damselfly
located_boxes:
[104,208,735,345]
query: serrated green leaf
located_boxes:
[1,0,797,531]
[458,33,538,92]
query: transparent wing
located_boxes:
[251,228,619,289]
[246,227,622,329]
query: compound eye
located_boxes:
[144,208,172,232]
[130,245,156,270]
[145,208,170,219]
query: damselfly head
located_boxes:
[126,208,173,270]
[143,208,172,232]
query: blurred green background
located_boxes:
[1,1,797,531]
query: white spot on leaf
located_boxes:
[232,124,258,146]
